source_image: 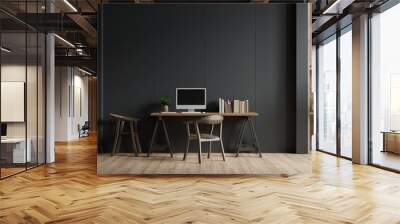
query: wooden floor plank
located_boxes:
[0,135,400,223]
[98,153,311,175]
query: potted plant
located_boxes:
[160,96,171,112]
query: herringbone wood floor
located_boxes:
[1,135,400,223]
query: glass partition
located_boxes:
[0,31,28,178]
[38,32,46,165]
[27,31,38,169]
[317,36,337,154]
[0,2,46,179]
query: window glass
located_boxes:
[371,3,400,171]
[340,29,352,158]
[317,36,337,154]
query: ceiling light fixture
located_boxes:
[54,34,75,48]
[1,47,11,53]
[322,0,343,14]
[63,0,78,12]
[78,67,93,76]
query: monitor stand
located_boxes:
[182,109,201,113]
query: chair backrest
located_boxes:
[82,121,90,128]
[196,115,223,125]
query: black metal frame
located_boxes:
[367,11,373,166]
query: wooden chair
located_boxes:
[183,115,226,163]
[110,113,142,156]
[78,121,90,138]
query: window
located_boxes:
[370,3,400,171]
[317,36,337,154]
[339,28,352,158]
[316,26,353,159]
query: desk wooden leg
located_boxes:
[111,120,121,156]
[129,121,139,157]
[134,121,142,153]
[184,123,190,161]
[148,119,159,157]
[249,118,262,158]
[236,119,247,157]
[382,133,386,153]
[161,118,174,158]
[116,121,125,154]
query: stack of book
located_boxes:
[218,98,249,113]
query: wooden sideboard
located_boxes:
[382,131,400,154]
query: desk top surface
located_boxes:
[381,131,400,134]
[151,112,258,117]
[1,138,27,143]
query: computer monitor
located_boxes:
[1,123,7,137]
[176,88,206,112]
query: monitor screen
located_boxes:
[176,88,206,107]
[1,123,7,137]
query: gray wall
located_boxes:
[98,3,309,154]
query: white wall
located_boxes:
[55,67,89,141]
[1,64,46,164]
[55,67,70,141]
[352,14,369,164]
[46,32,55,163]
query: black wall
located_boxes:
[98,3,309,154]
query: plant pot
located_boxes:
[161,105,169,112]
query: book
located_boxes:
[240,101,245,113]
[218,98,249,113]
[227,100,232,113]
[233,100,240,113]
[219,98,222,113]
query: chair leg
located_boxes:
[208,125,214,159]
[208,143,212,159]
[184,123,190,161]
[219,122,225,161]
[129,121,139,157]
[220,140,226,161]
[198,140,202,164]
[111,120,121,156]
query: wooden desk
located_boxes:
[148,112,262,158]
[150,112,259,117]
[1,138,32,164]
[382,131,400,154]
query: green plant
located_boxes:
[160,96,171,106]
